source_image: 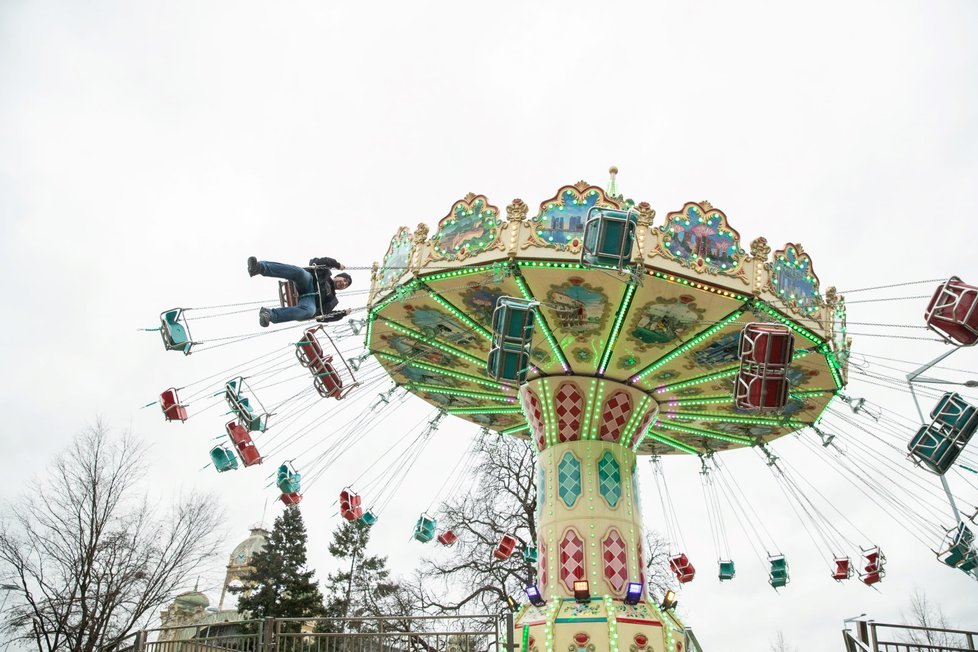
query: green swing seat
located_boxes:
[582,208,638,269]
[768,556,789,588]
[718,560,736,581]
[487,298,536,383]
[210,446,239,473]
[413,514,437,543]
[359,510,378,526]
[940,523,978,573]
[909,392,977,475]
[276,464,301,494]
[523,546,538,564]
[224,378,269,432]
[160,308,193,354]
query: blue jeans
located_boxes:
[259,261,317,323]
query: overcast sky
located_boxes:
[2,1,978,650]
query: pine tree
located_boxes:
[322,519,398,630]
[233,505,326,621]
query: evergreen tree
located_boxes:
[322,520,398,630]
[233,506,326,621]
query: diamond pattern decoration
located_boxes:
[603,528,629,594]
[554,382,584,442]
[599,391,633,443]
[539,539,548,595]
[631,407,658,448]
[557,451,582,508]
[598,451,622,508]
[537,465,546,511]
[559,529,585,592]
[521,388,546,451]
[637,541,646,591]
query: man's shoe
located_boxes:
[247,256,260,277]
[259,307,271,328]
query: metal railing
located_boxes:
[844,620,978,651]
[106,614,513,652]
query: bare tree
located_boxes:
[408,432,674,615]
[0,422,224,652]
[901,587,961,650]
[769,630,796,652]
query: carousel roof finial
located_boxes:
[607,166,619,197]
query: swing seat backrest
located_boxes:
[280,492,302,506]
[734,364,789,411]
[931,392,978,439]
[437,530,458,546]
[718,560,736,580]
[581,208,637,268]
[925,276,978,346]
[160,309,193,354]
[832,558,851,580]
[209,446,239,472]
[908,424,958,474]
[492,299,536,344]
[487,345,531,383]
[296,328,326,368]
[359,511,378,526]
[313,361,345,399]
[739,324,795,367]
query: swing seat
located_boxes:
[276,464,301,494]
[209,446,239,473]
[938,523,978,572]
[295,327,327,368]
[280,492,302,506]
[908,424,959,474]
[225,421,262,467]
[832,557,852,581]
[931,392,978,437]
[909,393,977,475]
[160,308,193,354]
[493,534,517,560]
[340,489,363,521]
[718,560,736,581]
[492,298,537,345]
[313,362,345,399]
[224,378,269,432]
[487,344,531,383]
[925,276,978,346]
[160,388,188,422]
[437,530,458,546]
[739,324,794,366]
[298,327,357,400]
[279,280,300,308]
[523,546,538,564]
[581,208,638,269]
[413,514,437,543]
[768,555,789,588]
[669,553,696,584]
[859,547,885,585]
[359,510,378,526]
[734,365,790,411]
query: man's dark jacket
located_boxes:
[309,256,344,322]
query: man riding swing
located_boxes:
[247,256,352,327]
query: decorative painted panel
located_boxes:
[526,182,622,252]
[659,202,743,274]
[539,539,548,595]
[769,243,821,316]
[378,227,413,289]
[631,408,658,448]
[602,529,628,593]
[431,194,501,261]
[554,382,584,442]
[598,451,622,508]
[558,528,585,592]
[599,391,633,443]
[557,452,582,508]
[537,465,546,511]
[521,388,546,451]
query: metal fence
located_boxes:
[844,621,978,652]
[106,614,513,652]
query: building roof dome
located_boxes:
[228,527,268,567]
[173,591,210,610]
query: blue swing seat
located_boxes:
[909,392,978,475]
[276,464,301,494]
[224,378,269,432]
[487,297,536,382]
[160,308,193,354]
[210,446,239,473]
[413,514,437,543]
[581,208,638,269]
[718,559,736,581]
[768,555,789,588]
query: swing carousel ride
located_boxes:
[147,169,978,652]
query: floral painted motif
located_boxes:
[769,243,822,316]
[660,202,743,273]
[431,194,501,260]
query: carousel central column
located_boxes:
[516,376,677,652]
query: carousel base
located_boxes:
[514,597,686,652]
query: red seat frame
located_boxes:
[339,489,363,521]
[437,530,458,546]
[925,276,978,346]
[281,492,303,506]
[493,534,517,560]
[225,420,262,466]
[160,388,188,422]
[669,553,696,584]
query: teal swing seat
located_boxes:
[413,514,437,543]
[487,297,537,383]
[210,446,239,472]
[276,463,301,494]
[939,523,978,573]
[224,378,269,432]
[581,208,639,269]
[523,546,538,564]
[768,555,789,588]
[359,510,378,526]
[160,308,194,355]
[718,560,736,581]
[909,392,978,475]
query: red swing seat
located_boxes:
[297,326,355,400]
[225,421,262,466]
[339,489,363,521]
[925,276,978,346]
[831,557,852,581]
[437,530,458,546]
[159,388,188,422]
[669,553,696,584]
[281,492,303,506]
[493,534,517,560]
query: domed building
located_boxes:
[157,526,268,642]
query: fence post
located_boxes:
[505,612,515,652]
[133,630,146,652]
[262,617,275,652]
[968,631,975,650]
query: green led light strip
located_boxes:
[369,279,419,317]
[373,351,510,390]
[541,378,557,448]
[501,423,530,436]
[619,394,651,447]
[823,347,845,390]
[421,262,506,283]
[597,283,636,376]
[582,379,599,442]
[364,315,374,350]
[650,270,749,302]
[446,406,524,415]
[630,309,745,383]
[512,274,570,372]
[645,429,701,455]
[656,367,740,393]
[587,381,607,440]
[754,303,824,345]
[663,412,807,428]
[517,261,589,270]
[427,290,493,341]
[378,317,486,367]
[404,384,515,403]
[790,389,834,398]
[665,395,735,406]
[655,421,754,446]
